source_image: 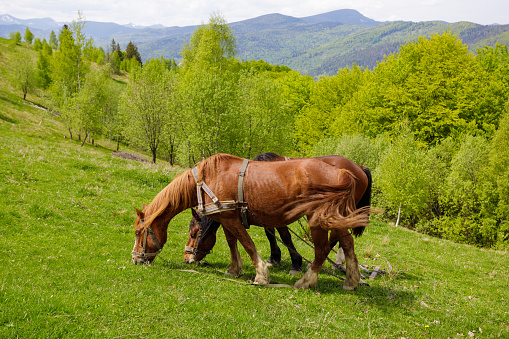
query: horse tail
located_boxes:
[351,166,372,237]
[285,169,372,231]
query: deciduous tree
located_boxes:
[24,27,34,44]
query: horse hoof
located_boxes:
[342,283,357,291]
[266,258,280,267]
[253,276,270,285]
[289,269,301,275]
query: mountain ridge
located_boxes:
[2,10,509,77]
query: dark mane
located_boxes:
[253,152,284,162]
[197,216,221,243]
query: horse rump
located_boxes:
[285,169,373,231]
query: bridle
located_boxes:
[184,217,211,258]
[132,220,163,261]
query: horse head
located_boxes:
[183,209,220,263]
[132,204,165,265]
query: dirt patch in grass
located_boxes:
[112,151,150,163]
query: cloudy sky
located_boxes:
[1,0,508,27]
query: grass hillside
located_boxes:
[1,41,508,338]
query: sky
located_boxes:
[1,0,508,27]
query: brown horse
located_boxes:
[184,153,372,271]
[132,153,372,289]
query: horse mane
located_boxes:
[143,169,195,227]
[195,153,238,182]
[253,152,284,162]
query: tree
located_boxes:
[10,31,22,45]
[69,69,110,146]
[33,37,42,51]
[24,27,34,44]
[12,48,37,100]
[49,30,58,49]
[36,47,52,89]
[125,41,142,64]
[121,60,177,163]
[294,65,366,154]
[376,126,430,227]
[179,13,239,162]
[439,134,490,245]
[233,72,292,158]
[181,12,236,73]
[484,104,509,248]
[101,78,124,151]
[50,12,92,138]
[116,43,123,61]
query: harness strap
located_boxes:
[238,159,250,229]
[192,167,221,214]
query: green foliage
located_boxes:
[11,47,37,100]
[49,30,58,49]
[36,48,52,89]
[484,105,509,248]
[312,133,389,170]
[10,31,22,45]
[33,37,42,51]
[375,126,431,226]
[23,27,34,44]
[181,13,236,73]
[120,59,178,163]
[176,13,293,164]
[125,41,142,64]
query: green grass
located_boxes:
[0,41,508,338]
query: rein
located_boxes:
[132,220,163,260]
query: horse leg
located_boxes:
[276,227,302,274]
[222,220,270,285]
[294,227,329,289]
[329,229,345,265]
[336,230,361,290]
[222,227,243,277]
[265,228,281,266]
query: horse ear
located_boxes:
[143,203,148,209]
[191,209,201,221]
[134,207,145,219]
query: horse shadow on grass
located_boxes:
[158,258,418,309]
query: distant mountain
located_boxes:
[0,14,62,30]
[2,10,509,78]
[301,9,381,27]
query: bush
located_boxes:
[312,133,389,170]
[375,126,430,227]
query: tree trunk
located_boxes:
[151,148,157,164]
[395,202,402,227]
[81,132,88,147]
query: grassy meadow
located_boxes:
[1,44,508,339]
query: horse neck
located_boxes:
[148,171,197,234]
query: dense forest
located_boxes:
[7,12,509,250]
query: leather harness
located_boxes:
[191,158,251,229]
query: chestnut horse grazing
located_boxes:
[184,153,373,276]
[132,153,372,290]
